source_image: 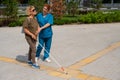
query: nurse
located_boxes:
[36,4,53,62]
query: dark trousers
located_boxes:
[36,37,52,60]
[25,35,36,63]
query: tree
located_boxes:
[28,0,46,13]
[91,0,103,9]
[2,0,18,20]
[18,0,24,4]
[50,0,66,19]
[66,0,81,16]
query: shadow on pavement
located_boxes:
[16,54,28,63]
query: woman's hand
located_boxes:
[35,27,42,36]
[24,28,37,40]
[31,34,37,40]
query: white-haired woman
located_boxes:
[22,6,41,69]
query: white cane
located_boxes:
[39,43,68,74]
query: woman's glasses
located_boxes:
[32,9,36,12]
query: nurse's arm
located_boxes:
[41,23,50,30]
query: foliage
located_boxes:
[79,10,120,23]
[8,22,18,27]
[2,0,18,19]
[1,10,120,27]
[54,10,120,25]
[28,0,45,13]
[51,0,66,19]
[66,0,81,16]
[54,16,79,25]
[1,0,18,27]
[91,0,103,9]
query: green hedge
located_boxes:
[79,10,120,23]
[54,16,80,25]
[1,10,120,27]
[54,10,120,25]
[8,20,22,27]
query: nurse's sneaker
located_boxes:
[45,58,51,63]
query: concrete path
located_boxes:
[0,23,120,80]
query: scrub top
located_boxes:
[36,13,53,38]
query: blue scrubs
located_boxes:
[36,13,53,60]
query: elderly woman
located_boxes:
[22,6,40,69]
[36,4,53,63]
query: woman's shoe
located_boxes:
[28,61,33,65]
[32,64,40,69]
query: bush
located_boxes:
[0,18,16,27]
[8,22,17,27]
[0,16,25,27]
[113,11,120,22]
[1,10,120,27]
[54,10,120,25]
[8,20,23,27]
[54,19,65,25]
[54,16,79,25]
[79,10,120,23]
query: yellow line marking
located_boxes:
[0,56,27,66]
[0,41,120,80]
[0,56,58,71]
[76,73,107,80]
[68,41,120,69]
[48,68,107,80]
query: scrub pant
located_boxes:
[25,34,36,63]
[36,37,52,60]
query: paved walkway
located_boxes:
[0,23,120,80]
